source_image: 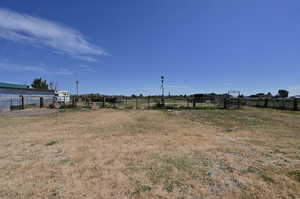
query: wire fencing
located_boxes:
[242,98,300,111]
[0,95,56,112]
[87,96,224,110]
[86,96,300,111]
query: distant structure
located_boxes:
[0,82,55,112]
[55,90,71,103]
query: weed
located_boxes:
[45,141,57,146]
[288,170,300,182]
[130,181,152,196]
[261,174,275,184]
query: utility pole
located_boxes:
[161,76,165,106]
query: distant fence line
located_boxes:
[242,98,299,111]
[1,94,298,112]
[85,96,234,110]
[85,96,300,111]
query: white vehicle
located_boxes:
[55,91,71,103]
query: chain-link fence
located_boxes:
[84,96,300,111]
[242,98,300,111]
[86,96,223,110]
[0,95,56,112]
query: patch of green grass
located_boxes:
[288,170,300,182]
[260,174,275,184]
[45,140,57,146]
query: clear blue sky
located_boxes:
[0,0,299,96]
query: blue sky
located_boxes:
[0,0,300,96]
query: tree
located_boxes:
[31,78,49,89]
[249,93,265,98]
[278,89,289,98]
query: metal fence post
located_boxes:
[40,97,44,108]
[10,97,12,111]
[264,98,268,108]
[293,98,298,111]
[193,97,196,108]
[136,97,138,109]
[21,95,24,110]
[186,97,189,107]
[224,98,228,109]
[72,96,76,106]
[102,96,105,108]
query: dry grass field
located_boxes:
[0,107,299,199]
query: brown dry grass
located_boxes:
[0,107,299,199]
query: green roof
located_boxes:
[0,82,29,89]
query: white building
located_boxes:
[55,91,71,103]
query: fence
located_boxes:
[243,98,300,111]
[86,96,225,110]
[85,96,300,111]
[0,95,55,112]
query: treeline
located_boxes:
[248,89,289,99]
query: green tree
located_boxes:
[31,78,49,89]
[278,89,289,98]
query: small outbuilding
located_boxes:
[55,90,71,103]
[0,82,55,112]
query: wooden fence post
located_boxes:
[293,98,298,111]
[147,96,150,109]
